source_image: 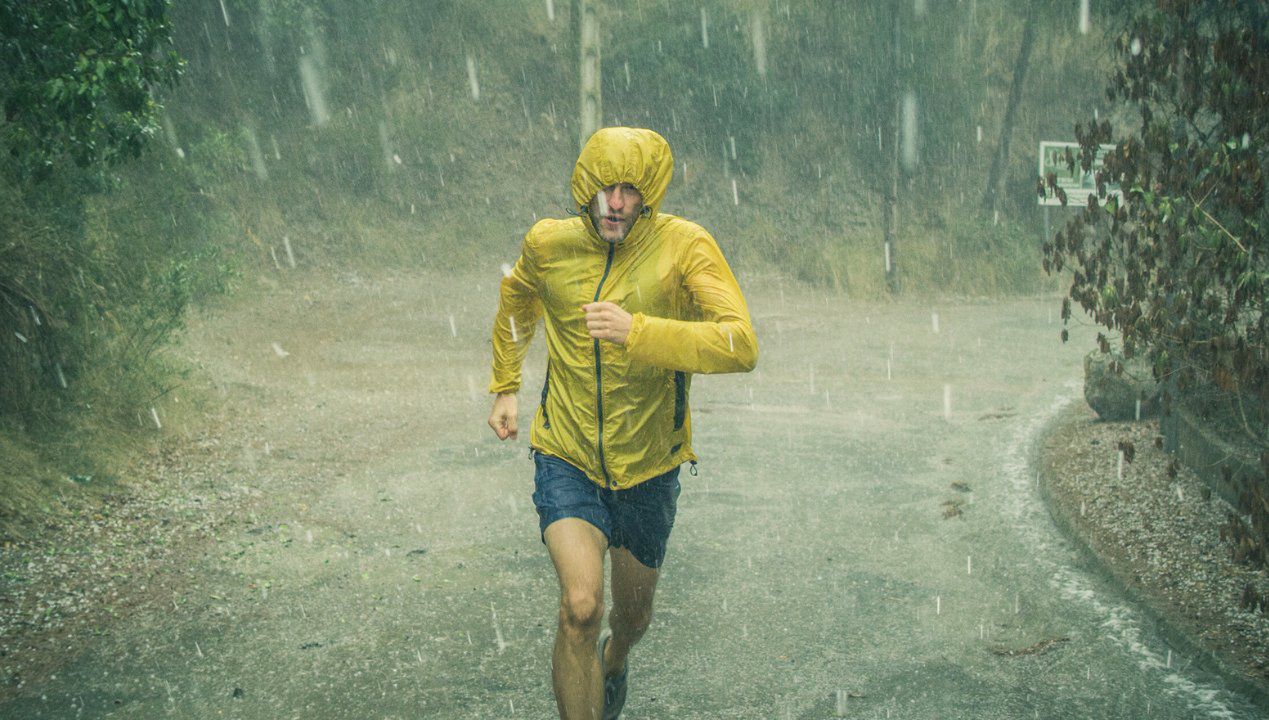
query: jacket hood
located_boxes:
[571,127,674,218]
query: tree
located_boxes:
[1043,1,1266,563]
[0,0,184,427]
[0,0,183,178]
[983,4,1036,218]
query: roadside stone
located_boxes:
[1083,350,1159,421]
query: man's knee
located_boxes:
[611,605,652,635]
[559,589,605,636]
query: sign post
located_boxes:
[1037,141,1121,209]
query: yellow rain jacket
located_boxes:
[488,127,758,490]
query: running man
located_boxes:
[487,127,758,720]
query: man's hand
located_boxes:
[582,301,632,345]
[488,393,518,440]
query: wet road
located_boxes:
[5,268,1262,719]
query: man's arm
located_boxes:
[487,234,543,439]
[622,231,758,374]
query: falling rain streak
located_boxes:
[750,11,767,78]
[466,55,481,100]
[901,91,919,170]
[298,55,329,126]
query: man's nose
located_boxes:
[605,188,625,212]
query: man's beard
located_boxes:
[589,204,639,243]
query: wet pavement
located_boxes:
[4,268,1263,719]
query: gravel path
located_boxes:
[0,266,1265,718]
[1039,404,1269,702]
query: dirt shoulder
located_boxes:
[1038,403,1269,705]
[0,270,333,703]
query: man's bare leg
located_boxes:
[544,518,609,720]
[603,545,661,679]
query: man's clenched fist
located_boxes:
[488,393,518,440]
[582,301,632,345]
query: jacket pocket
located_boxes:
[540,367,551,429]
[673,371,686,431]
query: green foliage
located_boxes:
[1044,0,1266,437]
[0,0,184,178]
[1042,0,1266,563]
[0,0,239,483]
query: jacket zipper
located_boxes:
[593,242,616,488]
[539,366,551,429]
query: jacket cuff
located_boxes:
[487,378,520,395]
[625,312,647,353]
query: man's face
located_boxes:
[589,183,644,243]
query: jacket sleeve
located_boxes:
[624,231,758,374]
[487,233,544,394]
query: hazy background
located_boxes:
[0,0,1108,530]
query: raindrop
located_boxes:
[378,121,395,169]
[245,126,267,180]
[967,556,972,574]
[751,11,768,78]
[931,311,940,333]
[624,61,631,89]
[466,54,481,100]
[884,241,892,272]
[729,135,737,160]
[976,125,982,144]
[271,342,290,358]
[545,0,554,22]
[1117,449,1124,481]
[449,315,458,337]
[55,364,67,388]
[150,407,163,430]
[217,0,230,26]
[1130,37,1141,55]
[943,385,951,420]
[901,92,919,170]
[1079,0,1091,34]
[914,0,926,16]
[298,56,329,126]
[700,7,709,48]
[284,236,297,267]
[936,595,941,615]
[731,178,739,205]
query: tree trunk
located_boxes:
[983,6,1036,217]
[577,0,601,151]
[882,0,900,296]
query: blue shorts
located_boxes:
[531,450,682,569]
